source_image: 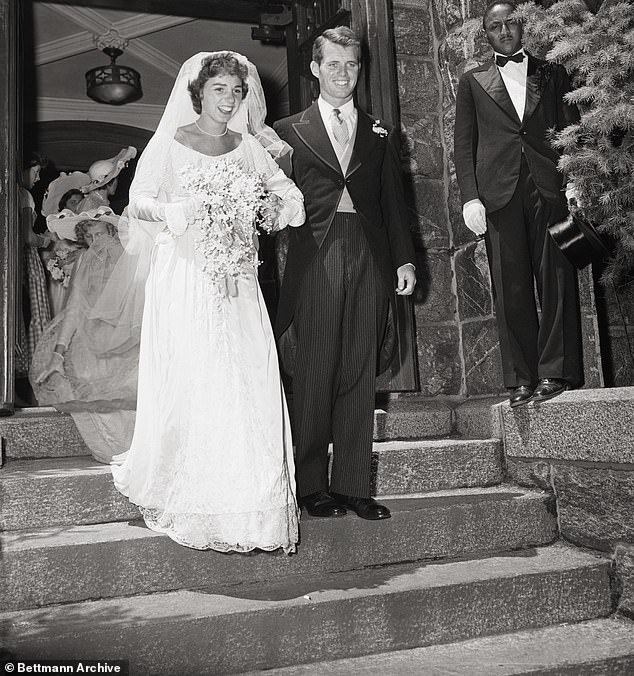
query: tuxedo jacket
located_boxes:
[454,54,580,213]
[273,101,415,340]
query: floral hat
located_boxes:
[46,207,120,241]
[41,171,91,217]
[81,146,137,193]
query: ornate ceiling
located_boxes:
[31,2,289,131]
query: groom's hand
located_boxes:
[396,263,416,296]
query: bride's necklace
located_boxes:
[195,120,228,137]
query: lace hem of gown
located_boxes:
[135,503,299,554]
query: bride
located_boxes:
[110,51,304,553]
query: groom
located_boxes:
[453,0,582,407]
[274,26,416,520]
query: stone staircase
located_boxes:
[1,397,633,675]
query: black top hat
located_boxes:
[547,214,613,269]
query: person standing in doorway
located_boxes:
[274,26,416,520]
[453,0,582,407]
[78,147,136,213]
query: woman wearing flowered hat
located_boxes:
[77,146,137,212]
[40,171,91,316]
[30,207,137,463]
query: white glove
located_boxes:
[565,183,582,208]
[462,199,487,236]
[162,196,204,236]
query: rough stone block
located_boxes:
[415,323,462,396]
[396,56,440,117]
[505,458,552,491]
[615,543,634,618]
[406,176,450,249]
[454,242,493,320]
[462,318,505,396]
[603,326,634,388]
[0,457,139,531]
[393,4,432,57]
[372,439,503,494]
[1,409,88,459]
[578,266,604,389]
[453,397,505,439]
[243,618,634,676]
[413,249,455,323]
[501,387,634,463]
[1,546,612,674]
[0,487,557,611]
[401,114,444,179]
[553,465,634,551]
[374,397,453,439]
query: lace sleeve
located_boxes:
[246,136,305,229]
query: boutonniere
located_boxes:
[372,120,389,137]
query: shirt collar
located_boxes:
[318,96,355,118]
[493,47,526,63]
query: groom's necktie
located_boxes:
[331,108,350,147]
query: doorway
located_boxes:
[0,0,417,414]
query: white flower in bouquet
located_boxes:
[46,256,71,288]
[179,159,278,291]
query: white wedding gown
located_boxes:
[111,135,302,553]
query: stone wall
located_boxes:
[392,0,604,396]
[501,387,634,618]
[393,0,503,397]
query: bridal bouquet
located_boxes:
[46,253,72,288]
[179,159,277,290]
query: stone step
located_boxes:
[0,545,612,674]
[1,400,455,460]
[0,485,556,611]
[238,617,634,675]
[0,407,88,459]
[0,439,503,531]
[502,386,634,464]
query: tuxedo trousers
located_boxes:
[292,213,388,498]
[485,155,582,388]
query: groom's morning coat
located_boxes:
[454,54,579,213]
[274,100,415,368]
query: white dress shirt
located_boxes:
[495,48,528,121]
[317,96,357,213]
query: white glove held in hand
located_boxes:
[565,183,582,208]
[463,199,487,236]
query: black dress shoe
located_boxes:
[509,385,534,408]
[330,493,391,520]
[531,378,568,403]
[301,491,347,518]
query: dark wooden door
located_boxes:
[0,0,22,415]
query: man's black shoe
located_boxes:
[531,378,568,403]
[301,491,347,517]
[509,385,534,408]
[330,493,391,520]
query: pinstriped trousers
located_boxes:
[293,213,389,498]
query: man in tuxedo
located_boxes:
[274,26,416,519]
[454,0,582,407]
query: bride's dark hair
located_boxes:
[187,53,249,115]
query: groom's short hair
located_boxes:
[312,26,361,64]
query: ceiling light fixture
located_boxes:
[85,31,142,106]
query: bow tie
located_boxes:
[496,52,525,68]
